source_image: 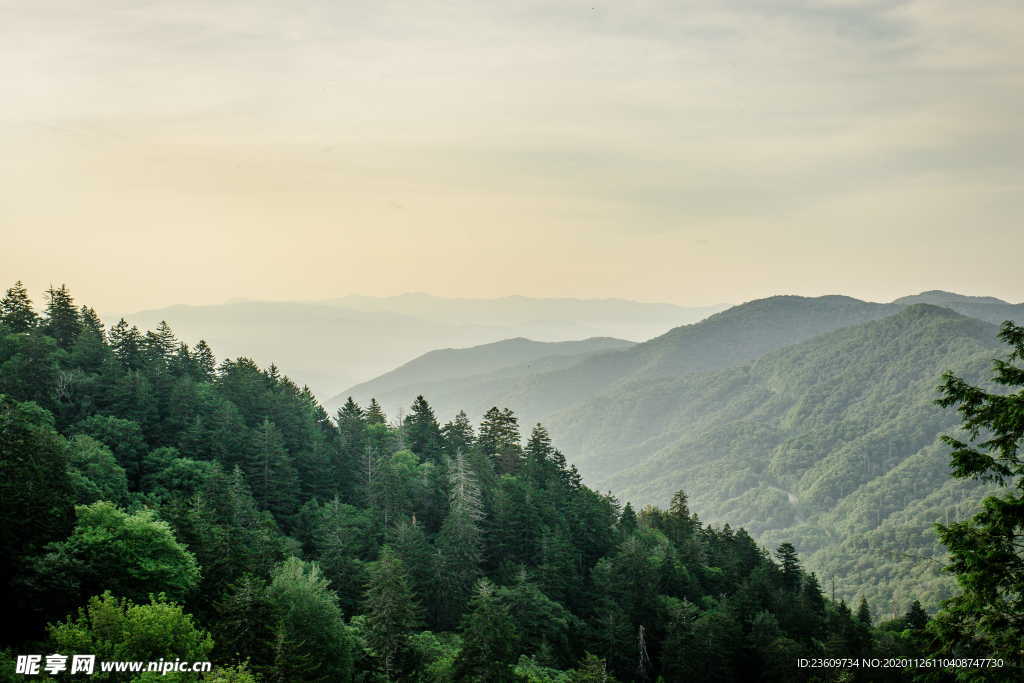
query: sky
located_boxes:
[2,0,1022,312]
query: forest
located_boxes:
[1,281,1021,682]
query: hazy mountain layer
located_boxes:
[347,295,902,425]
[115,295,717,397]
[331,336,633,416]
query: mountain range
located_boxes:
[337,290,1023,610]
[113,295,724,397]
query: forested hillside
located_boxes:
[0,281,935,682]
[341,295,1022,614]
[551,306,1003,611]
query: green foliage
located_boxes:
[265,557,354,682]
[48,592,213,682]
[177,466,287,606]
[554,305,1008,612]
[363,546,423,679]
[304,497,374,613]
[0,394,74,642]
[930,320,1024,677]
[66,434,129,505]
[43,284,81,350]
[1,282,974,681]
[455,579,520,682]
[74,414,149,489]
[0,281,39,332]
[404,395,443,463]
[27,502,200,619]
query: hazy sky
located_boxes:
[2,0,1022,312]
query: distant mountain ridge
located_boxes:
[329,336,634,415]
[891,290,1010,306]
[114,295,723,397]
[343,295,902,425]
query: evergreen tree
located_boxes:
[43,284,81,349]
[184,466,287,604]
[856,596,872,627]
[391,517,439,627]
[904,599,928,631]
[246,418,300,523]
[775,542,801,593]
[933,321,1024,671]
[266,557,355,682]
[524,422,554,487]
[619,502,638,535]
[442,410,475,456]
[78,306,104,338]
[455,579,519,682]
[364,546,422,680]
[404,395,442,462]
[479,406,521,474]
[435,450,484,628]
[0,281,39,332]
[305,497,374,613]
[211,575,276,674]
[143,320,177,363]
[108,319,144,369]
[366,398,387,425]
[194,339,217,379]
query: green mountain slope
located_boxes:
[550,305,1003,610]
[351,295,901,425]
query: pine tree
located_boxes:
[246,419,300,522]
[904,599,928,631]
[143,320,177,363]
[389,517,438,627]
[435,450,484,628]
[524,423,553,487]
[932,321,1024,669]
[334,397,366,498]
[479,406,521,474]
[441,410,475,456]
[775,542,801,592]
[619,502,638,535]
[454,579,519,682]
[108,319,144,369]
[856,596,872,626]
[366,398,387,425]
[404,395,442,462]
[43,284,81,348]
[363,546,422,680]
[194,340,216,379]
[78,306,105,338]
[0,281,38,332]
